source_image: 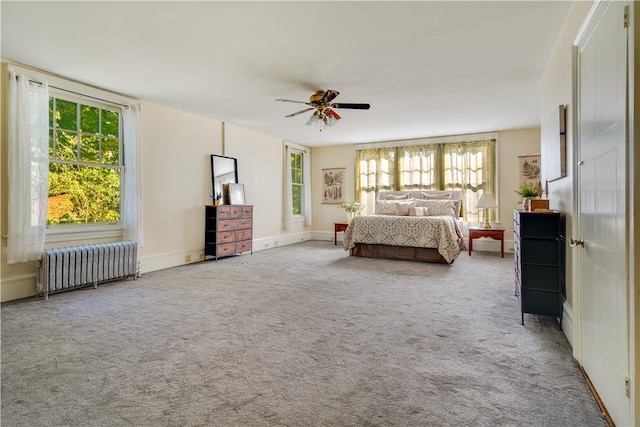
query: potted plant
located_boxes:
[514,185,539,210]
[339,198,365,222]
[215,192,222,206]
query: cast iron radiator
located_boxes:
[38,241,139,299]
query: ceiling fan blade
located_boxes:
[285,107,315,118]
[275,98,310,105]
[326,108,341,120]
[321,89,340,103]
[332,103,370,110]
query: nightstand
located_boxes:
[468,227,505,257]
[334,222,349,245]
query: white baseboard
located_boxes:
[0,273,37,302]
[253,231,311,252]
[311,230,342,244]
[138,248,208,273]
[562,300,574,348]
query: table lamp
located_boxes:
[476,193,497,229]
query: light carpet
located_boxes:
[1,241,607,426]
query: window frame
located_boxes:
[290,147,305,220]
[45,92,127,242]
[8,64,136,244]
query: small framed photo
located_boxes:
[228,183,246,205]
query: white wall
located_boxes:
[540,1,593,312]
[137,101,223,272]
[224,123,311,250]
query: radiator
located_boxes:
[39,241,139,299]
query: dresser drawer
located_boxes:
[242,206,253,217]
[218,219,235,231]
[217,242,236,256]
[230,206,243,217]
[236,229,252,241]
[218,231,235,244]
[217,206,232,218]
[237,218,252,229]
[236,240,252,253]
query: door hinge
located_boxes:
[625,376,631,397]
[624,5,629,28]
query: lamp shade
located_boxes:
[476,193,497,209]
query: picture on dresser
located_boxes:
[228,183,246,205]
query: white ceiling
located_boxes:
[1,1,571,147]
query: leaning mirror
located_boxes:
[210,155,238,205]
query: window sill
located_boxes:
[46,224,124,244]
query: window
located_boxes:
[290,149,304,215]
[48,95,123,225]
[356,138,496,221]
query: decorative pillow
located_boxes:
[375,200,400,215]
[395,201,415,216]
[409,206,428,217]
[380,192,410,200]
[421,191,452,200]
[412,199,460,217]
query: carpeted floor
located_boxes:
[1,241,607,426]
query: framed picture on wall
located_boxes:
[228,183,246,205]
[518,154,541,191]
[321,168,345,204]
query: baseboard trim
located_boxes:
[0,273,38,302]
[562,300,574,348]
[253,232,311,252]
[311,230,341,244]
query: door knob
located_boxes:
[569,238,585,247]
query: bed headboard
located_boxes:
[377,190,462,201]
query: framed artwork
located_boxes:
[321,168,345,204]
[518,155,541,190]
[228,183,246,205]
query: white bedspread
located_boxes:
[342,215,463,263]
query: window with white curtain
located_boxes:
[355,147,395,214]
[355,138,496,222]
[8,64,142,250]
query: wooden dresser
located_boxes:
[513,210,564,328]
[205,205,253,260]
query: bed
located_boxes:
[342,190,465,264]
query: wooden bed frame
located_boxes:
[350,243,448,264]
[348,190,463,264]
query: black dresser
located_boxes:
[513,210,564,327]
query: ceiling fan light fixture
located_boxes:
[279,89,369,131]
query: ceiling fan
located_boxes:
[275,89,370,130]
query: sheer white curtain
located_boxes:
[355,148,396,215]
[302,148,312,226]
[397,144,439,190]
[7,68,50,264]
[283,145,293,229]
[122,104,143,245]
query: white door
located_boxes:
[575,1,630,425]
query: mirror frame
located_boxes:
[210,154,238,205]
